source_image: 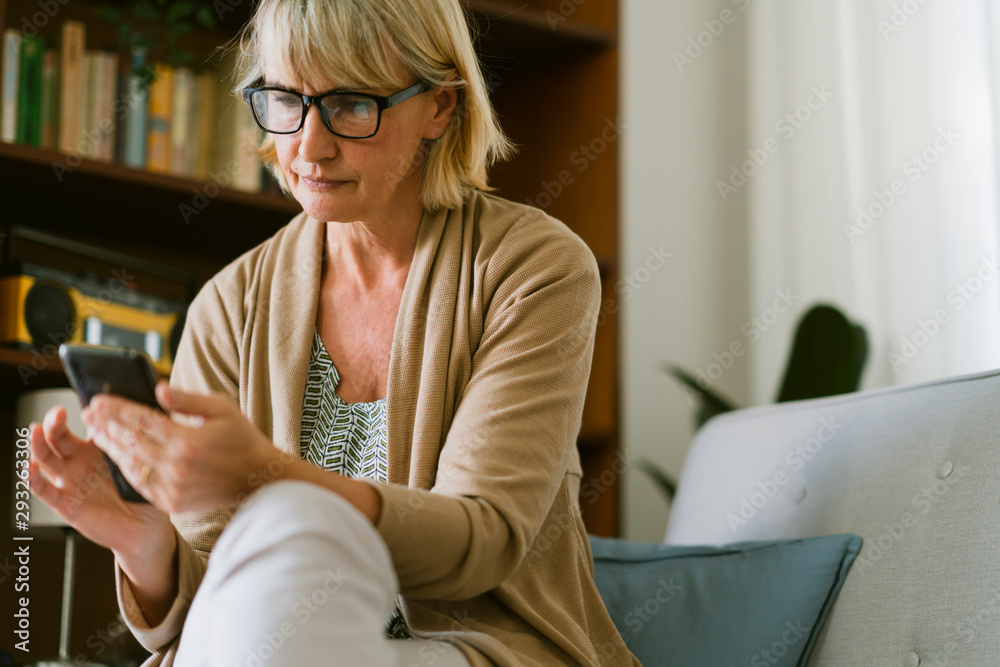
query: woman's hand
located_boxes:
[81,380,284,515]
[29,402,183,626]
[28,404,174,558]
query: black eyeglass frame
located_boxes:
[241,81,431,139]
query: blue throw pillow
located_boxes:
[589,533,862,667]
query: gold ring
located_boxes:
[139,463,152,484]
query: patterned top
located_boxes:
[299,328,411,640]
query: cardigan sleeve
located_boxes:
[368,217,602,601]
[115,278,242,651]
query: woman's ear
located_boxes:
[424,86,460,140]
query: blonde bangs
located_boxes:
[233,0,516,211]
[256,2,405,91]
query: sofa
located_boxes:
[661,367,1000,665]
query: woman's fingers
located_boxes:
[26,456,75,524]
[27,424,82,523]
[85,394,172,462]
[42,404,86,458]
[155,380,230,421]
[30,420,65,474]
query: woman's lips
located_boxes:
[300,176,349,191]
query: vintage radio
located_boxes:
[0,225,194,375]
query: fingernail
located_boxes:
[81,407,92,425]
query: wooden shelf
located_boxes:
[467,0,614,42]
[0,346,62,372]
[0,145,298,263]
[465,0,613,63]
[0,142,300,215]
[0,347,69,406]
[465,1,612,75]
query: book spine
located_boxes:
[17,35,43,146]
[122,46,149,168]
[40,49,58,149]
[212,79,236,187]
[232,97,262,192]
[193,71,217,180]
[79,51,95,158]
[146,63,173,173]
[58,20,86,155]
[170,66,192,176]
[1,29,21,143]
[95,52,117,161]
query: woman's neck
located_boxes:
[323,216,418,293]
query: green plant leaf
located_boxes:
[137,65,157,92]
[167,1,196,22]
[775,304,869,403]
[636,458,677,502]
[93,6,123,22]
[662,363,739,428]
[167,50,196,66]
[195,5,217,29]
[132,1,160,21]
[117,23,134,48]
[170,22,195,35]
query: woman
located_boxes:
[28,0,639,664]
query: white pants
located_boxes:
[174,480,471,667]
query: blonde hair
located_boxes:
[232,0,515,211]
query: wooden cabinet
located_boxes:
[0,0,620,658]
[468,1,621,537]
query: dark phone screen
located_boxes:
[59,344,161,503]
[63,349,160,410]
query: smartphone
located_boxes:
[58,343,162,503]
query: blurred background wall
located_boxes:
[621,0,1000,542]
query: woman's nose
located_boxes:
[298,104,338,161]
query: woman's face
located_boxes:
[266,67,456,224]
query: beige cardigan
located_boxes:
[115,190,640,666]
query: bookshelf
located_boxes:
[0,0,621,659]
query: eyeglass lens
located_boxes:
[251,90,380,137]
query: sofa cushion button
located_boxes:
[795,487,807,504]
[905,652,920,666]
[937,460,954,479]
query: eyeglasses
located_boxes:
[241,81,431,139]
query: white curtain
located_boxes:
[743,0,1000,401]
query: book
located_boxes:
[40,49,58,149]
[92,51,117,161]
[170,66,193,176]
[211,60,262,193]
[212,77,236,187]
[120,46,149,168]
[79,51,95,157]
[192,70,217,179]
[58,20,86,155]
[1,29,20,143]
[146,63,173,173]
[231,91,263,192]
[17,35,43,146]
